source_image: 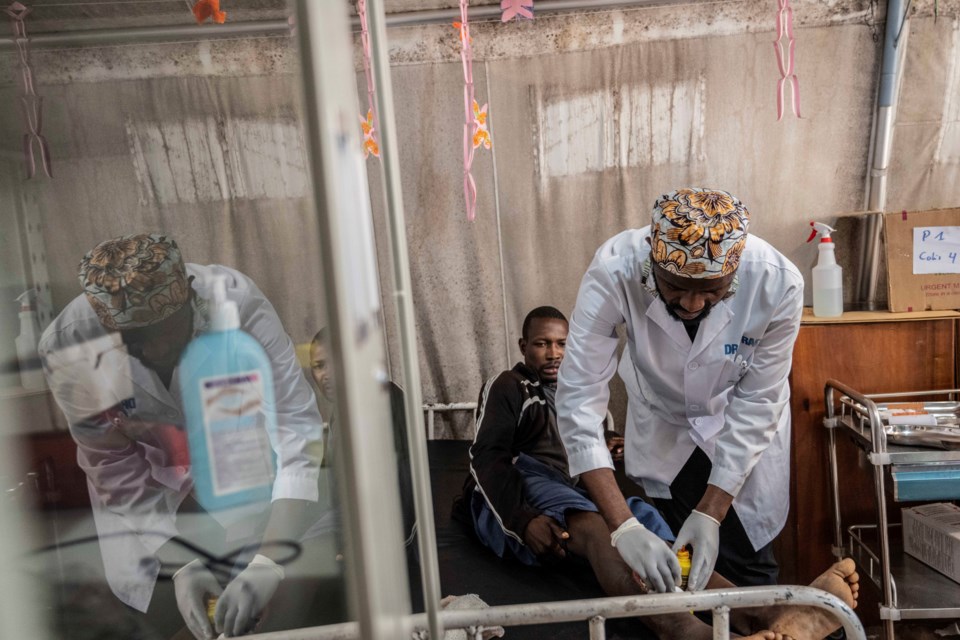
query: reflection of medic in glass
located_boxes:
[39,234,323,639]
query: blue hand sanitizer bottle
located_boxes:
[179,274,276,511]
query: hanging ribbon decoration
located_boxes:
[500,0,534,22]
[774,0,801,120]
[356,0,380,159]
[5,2,52,178]
[456,1,491,222]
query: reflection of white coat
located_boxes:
[557,228,803,550]
[39,264,322,612]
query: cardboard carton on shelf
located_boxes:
[902,503,960,585]
[883,208,960,312]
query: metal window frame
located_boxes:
[294,1,415,638]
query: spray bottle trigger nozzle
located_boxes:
[809,221,836,243]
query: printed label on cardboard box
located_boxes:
[883,209,960,312]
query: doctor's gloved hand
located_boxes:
[671,509,721,591]
[215,554,284,637]
[610,517,679,593]
[173,559,223,640]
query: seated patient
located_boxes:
[457,306,860,640]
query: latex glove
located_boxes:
[173,559,223,640]
[671,509,721,591]
[611,517,680,593]
[215,554,284,637]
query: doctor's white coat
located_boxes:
[557,228,803,550]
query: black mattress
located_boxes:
[427,439,656,640]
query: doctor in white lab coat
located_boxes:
[39,234,323,639]
[557,188,803,594]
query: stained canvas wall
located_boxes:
[1,0,958,437]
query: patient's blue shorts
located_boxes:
[470,453,675,565]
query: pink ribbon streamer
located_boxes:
[773,0,801,120]
[501,0,534,22]
[459,0,478,221]
[356,0,380,159]
[5,2,52,178]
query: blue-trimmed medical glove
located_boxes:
[173,559,223,640]
[671,510,721,591]
[215,554,284,637]
[611,517,680,593]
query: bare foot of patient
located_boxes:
[770,558,860,640]
[742,632,785,640]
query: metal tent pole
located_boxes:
[857,0,910,309]
[371,0,689,26]
[364,0,443,637]
[0,0,686,50]
[0,20,290,49]
[293,1,412,638]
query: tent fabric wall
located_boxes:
[2,3,959,437]
[889,16,960,210]
[375,16,884,436]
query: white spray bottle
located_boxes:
[15,288,47,390]
[807,222,843,317]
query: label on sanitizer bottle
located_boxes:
[200,370,275,496]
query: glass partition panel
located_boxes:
[0,3,411,638]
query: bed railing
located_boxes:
[423,402,478,439]
[248,584,865,640]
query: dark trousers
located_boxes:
[653,447,779,587]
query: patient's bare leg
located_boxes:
[767,559,859,640]
[564,511,784,640]
[706,559,860,639]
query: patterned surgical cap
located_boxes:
[78,233,191,330]
[650,188,750,278]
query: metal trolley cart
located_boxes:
[824,380,960,639]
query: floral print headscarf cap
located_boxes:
[79,233,191,331]
[650,188,750,279]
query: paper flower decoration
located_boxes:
[453,21,472,45]
[192,0,226,24]
[356,0,381,163]
[360,109,380,159]
[472,101,491,150]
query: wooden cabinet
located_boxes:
[778,310,958,587]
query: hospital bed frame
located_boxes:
[246,584,865,640]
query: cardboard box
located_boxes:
[883,208,960,312]
[902,503,960,584]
